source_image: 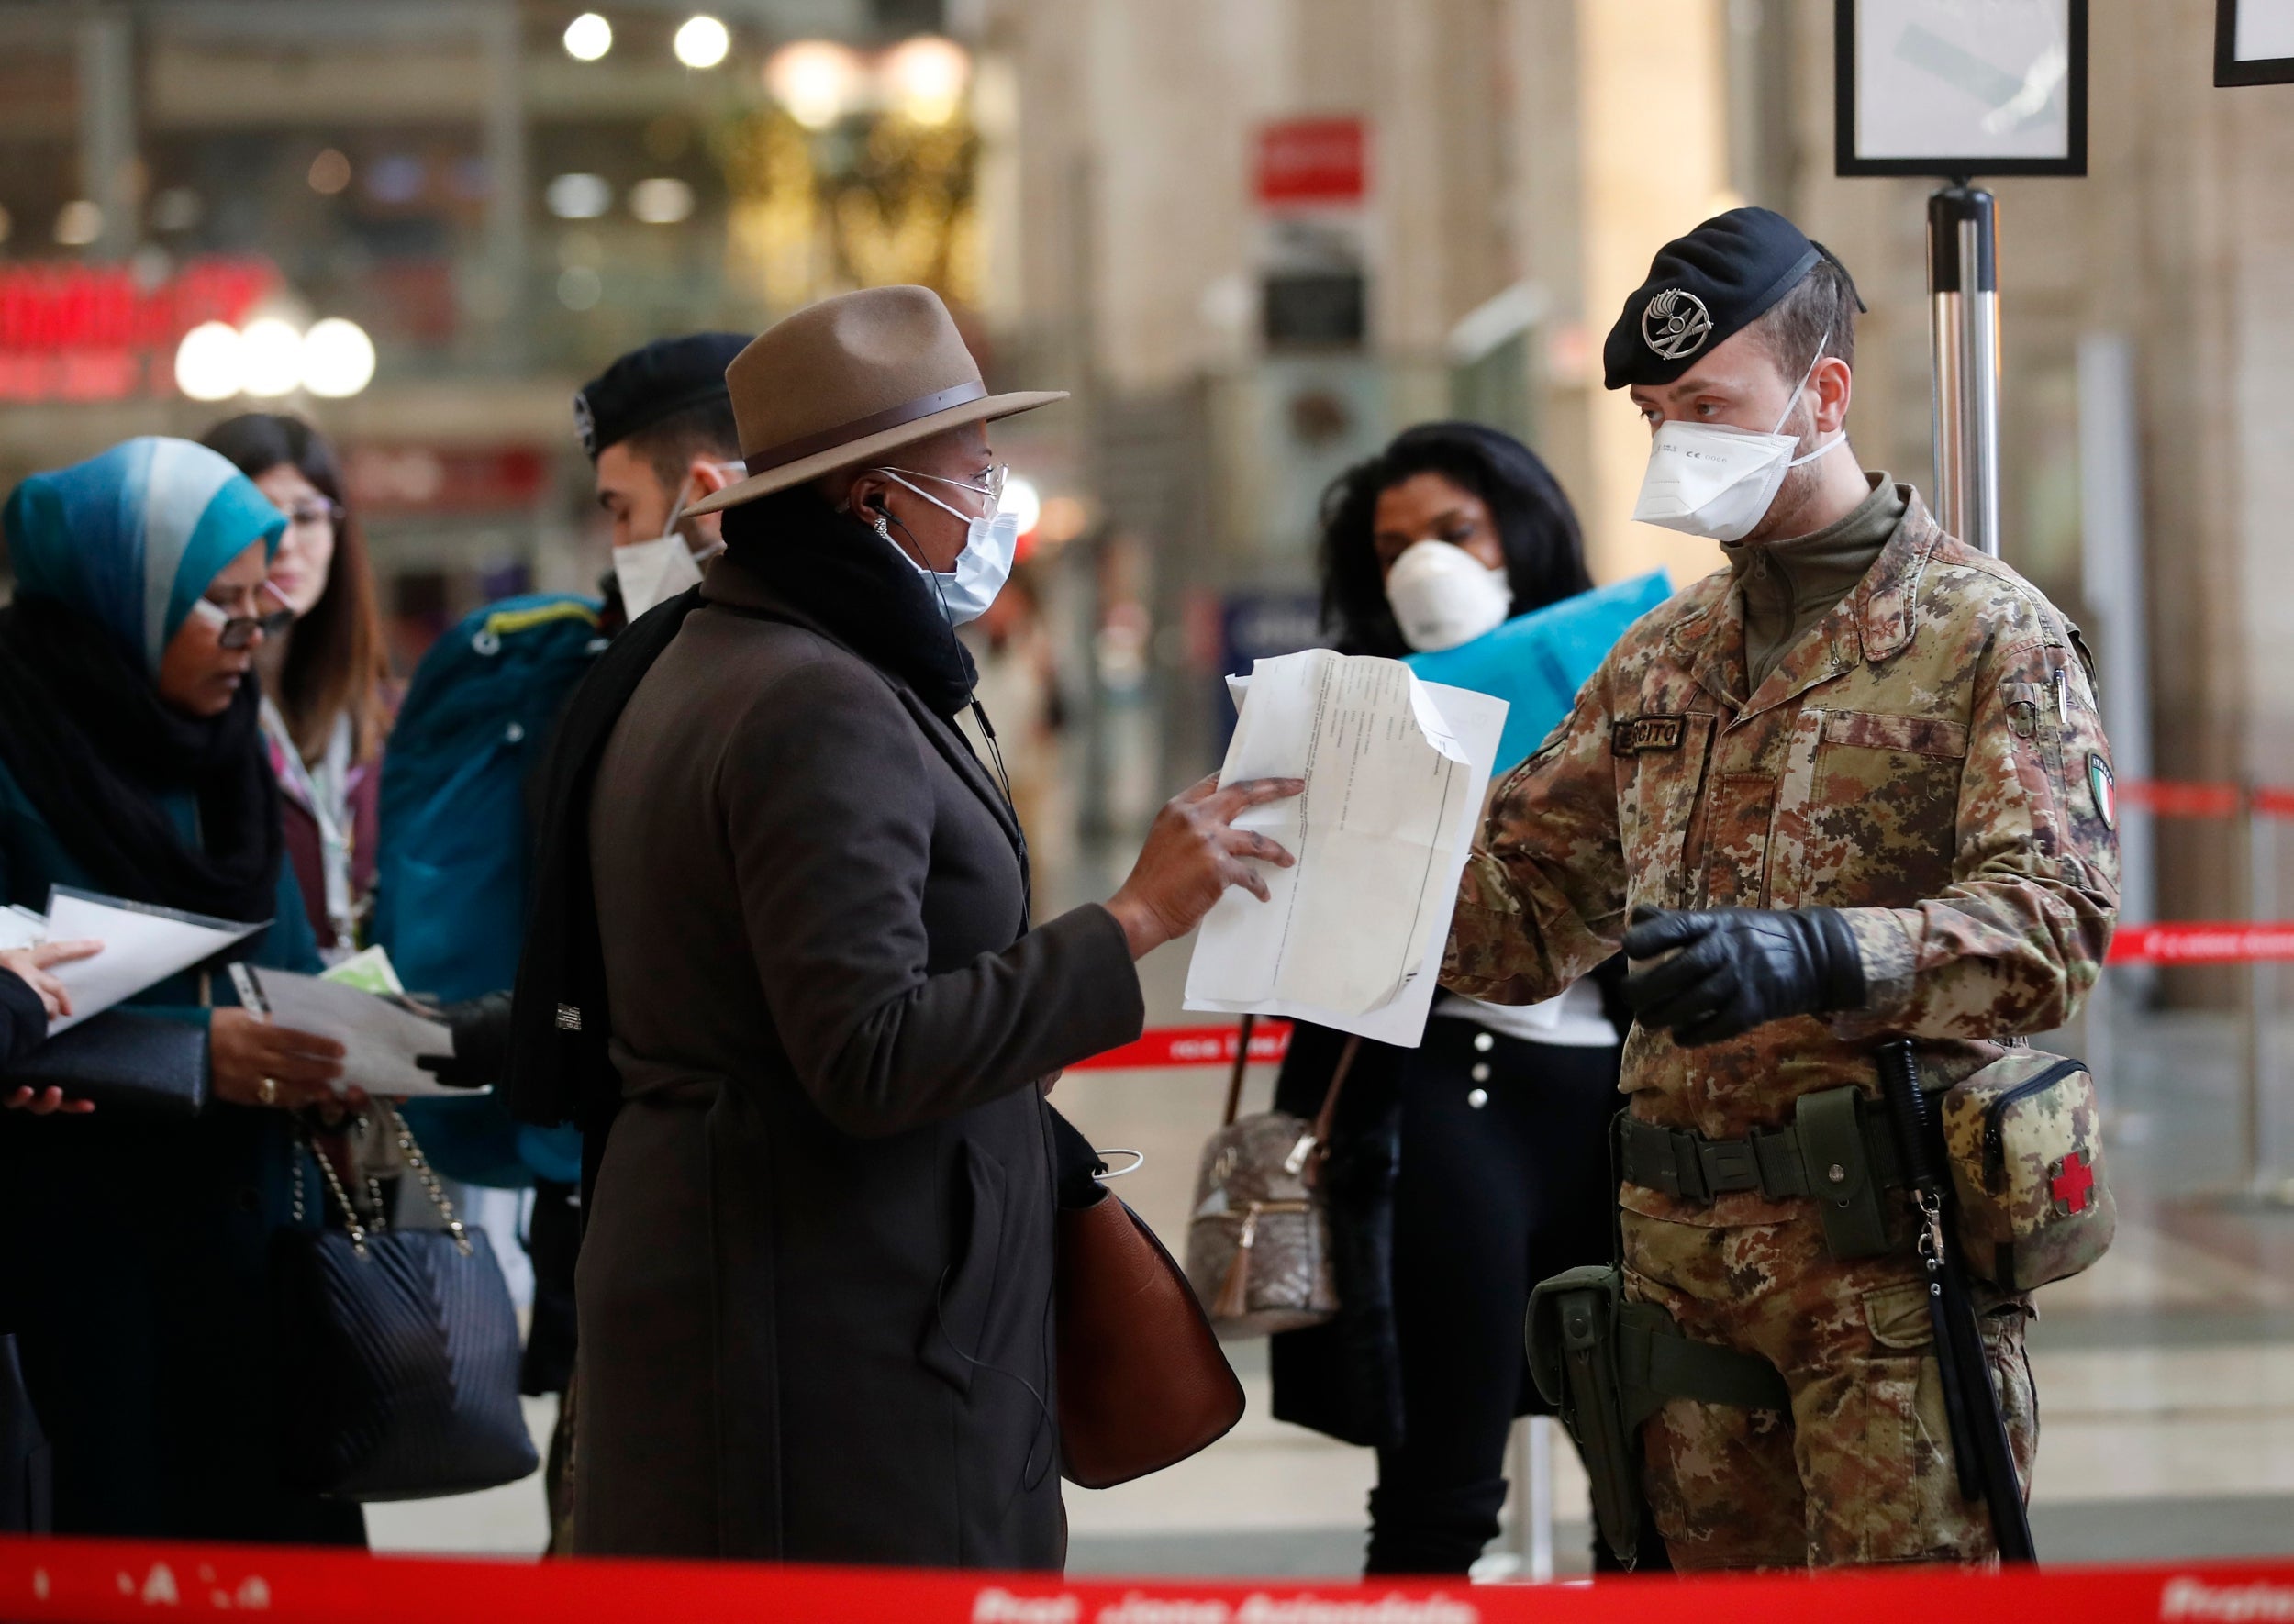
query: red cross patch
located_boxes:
[2050,1151,2097,1217]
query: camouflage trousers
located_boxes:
[1621,1207,2037,1570]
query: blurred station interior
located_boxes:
[2,0,2293,1578]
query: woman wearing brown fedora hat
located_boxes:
[514,285,1299,1568]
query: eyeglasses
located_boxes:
[188,595,295,651]
[284,500,345,532]
[879,463,1008,514]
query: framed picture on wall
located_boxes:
[2217,0,2294,85]
[1835,0,2088,176]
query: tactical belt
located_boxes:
[1619,1106,1905,1207]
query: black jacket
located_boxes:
[0,971,44,1072]
[1266,960,1630,1449]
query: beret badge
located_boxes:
[1642,288,1713,362]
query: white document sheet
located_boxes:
[246,965,462,1099]
[0,907,42,952]
[43,886,265,1032]
[1184,650,1508,1046]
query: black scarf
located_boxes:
[717,484,979,717]
[0,595,283,924]
[507,484,1000,1176]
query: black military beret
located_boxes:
[573,331,751,460]
[1602,207,1860,391]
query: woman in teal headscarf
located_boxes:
[0,438,362,1544]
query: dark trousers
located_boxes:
[1366,1019,1623,1576]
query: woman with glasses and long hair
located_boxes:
[0,438,360,1543]
[202,414,394,960]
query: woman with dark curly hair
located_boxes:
[1270,421,1650,1576]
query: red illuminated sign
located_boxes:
[1254,117,1367,207]
[0,256,281,403]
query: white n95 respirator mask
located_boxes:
[1631,337,1843,544]
[1385,539,1513,652]
[612,464,740,620]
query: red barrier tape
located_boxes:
[2121,780,2294,819]
[1068,1022,1293,1071]
[2109,923,2294,965]
[5,1536,2294,1624]
[2121,781,2247,818]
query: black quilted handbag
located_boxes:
[273,1104,539,1501]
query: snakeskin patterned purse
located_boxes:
[1183,1018,1359,1340]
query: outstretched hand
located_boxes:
[1104,773,1305,960]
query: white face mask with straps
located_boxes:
[1384,539,1513,651]
[871,469,1019,627]
[1630,334,1844,543]
[612,462,741,620]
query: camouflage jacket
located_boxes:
[1442,488,2120,1227]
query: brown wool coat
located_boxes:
[573,558,1143,1567]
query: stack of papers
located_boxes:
[11,887,267,1033]
[243,951,462,1099]
[3,891,467,1098]
[1184,649,1508,1046]
[0,905,48,952]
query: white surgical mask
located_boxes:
[612,464,738,619]
[1631,336,1844,543]
[1384,539,1513,651]
[874,470,1019,626]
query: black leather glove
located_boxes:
[413,990,513,1089]
[1620,906,1865,1047]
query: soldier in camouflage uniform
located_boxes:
[1442,208,2118,1568]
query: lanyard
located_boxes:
[261,698,358,951]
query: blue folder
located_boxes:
[1405,571,1675,774]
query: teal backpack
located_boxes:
[374,595,606,1187]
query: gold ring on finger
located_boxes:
[258,1077,279,1107]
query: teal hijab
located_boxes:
[0,438,288,922]
[4,436,284,676]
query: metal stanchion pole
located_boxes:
[1487,1416,1556,1584]
[1526,1415,1555,1584]
[1928,186,2001,558]
[2244,785,2266,1193]
[2246,793,2294,1203]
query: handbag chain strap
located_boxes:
[296,1102,473,1262]
[381,1100,474,1257]
[301,1122,375,1260]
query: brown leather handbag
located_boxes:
[1052,1111,1244,1490]
[1183,1017,1360,1340]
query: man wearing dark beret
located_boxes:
[577,331,752,623]
[377,330,748,1551]
[1444,208,2118,1567]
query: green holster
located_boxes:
[1526,1264,1791,1567]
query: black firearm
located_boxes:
[1876,1040,2038,1564]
